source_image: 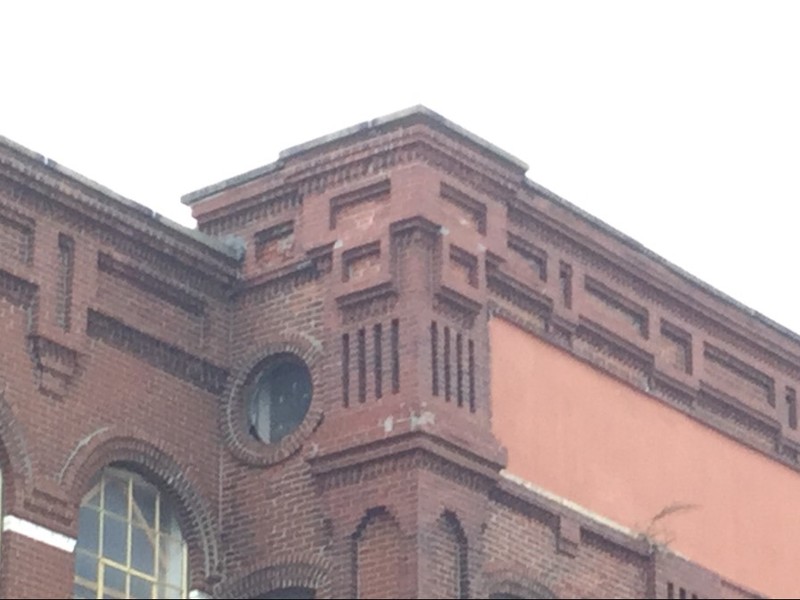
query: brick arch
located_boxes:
[0,388,33,512]
[222,335,326,467]
[352,506,397,538]
[485,569,558,599]
[59,427,221,589]
[432,510,470,599]
[352,506,409,600]
[218,554,330,599]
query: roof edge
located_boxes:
[523,177,800,345]
[181,105,529,206]
[0,135,242,261]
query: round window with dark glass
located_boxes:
[247,354,312,444]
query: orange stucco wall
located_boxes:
[490,317,799,598]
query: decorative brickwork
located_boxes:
[222,338,325,467]
[220,555,330,599]
[0,108,783,598]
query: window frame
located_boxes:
[247,353,313,445]
[73,467,188,600]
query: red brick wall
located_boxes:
[0,532,74,599]
[0,111,773,599]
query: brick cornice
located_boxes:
[188,127,522,231]
[184,106,525,208]
[0,139,241,286]
[493,474,651,559]
[309,430,504,490]
[491,473,761,598]
[509,193,800,373]
[498,191,800,470]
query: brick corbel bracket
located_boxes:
[0,267,84,400]
[27,335,82,400]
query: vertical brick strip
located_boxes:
[468,339,476,413]
[391,319,400,394]
[559,261,572,309]
[56,234,74,331]
[431,322,439,396]
[444,327,451,402]
[358,328,367,403]
[342,333,350,407]
[374,323,383,399]
[456,333,464,407]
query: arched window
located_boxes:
[72,467,187,599]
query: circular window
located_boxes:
[247,354,312,444]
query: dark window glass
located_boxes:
[248,355,313,443]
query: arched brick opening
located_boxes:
[486,570,558,599]
[219,558,328,599]
[352,506,408,600]
[432,510,470,599]
[60,429,221,590]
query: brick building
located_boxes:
[0,107,793,599]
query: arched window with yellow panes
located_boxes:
[72,467,187,599]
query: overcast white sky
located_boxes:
[2,2,799,333]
